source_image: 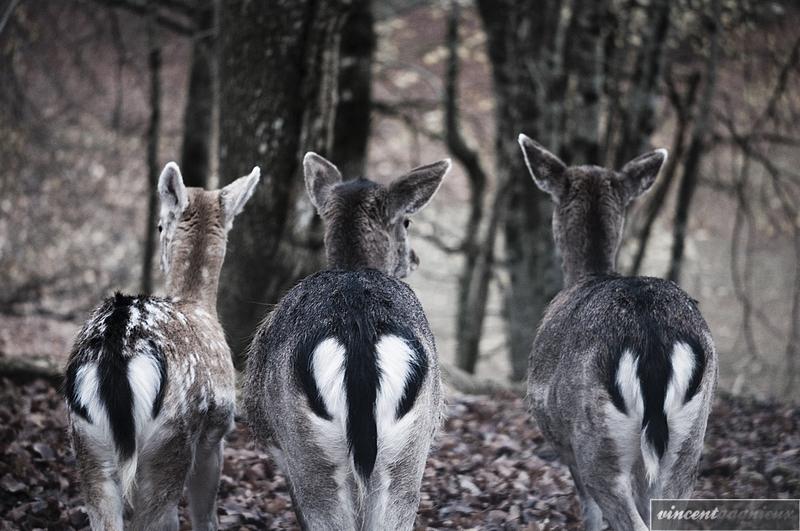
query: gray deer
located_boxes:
[64,162,260,530]
[518,134,718,531]
[244,153,450,531]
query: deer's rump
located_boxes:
[247,269,440,483]
[530,275,715,482]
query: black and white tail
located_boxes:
[609,336,706,485]
[65,294,167,498]
[296,320,428,494]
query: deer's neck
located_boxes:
[562,251,616,287]
[325,228,389,273]
[165,239,225,312]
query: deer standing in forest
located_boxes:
[244,153,450,531]
[64,162,260,531]
[518,134,717,531]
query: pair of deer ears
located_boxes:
[517,134,668,204]
[304,152,452,222]
[157,162,261,230]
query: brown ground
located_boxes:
[1,378,797,530]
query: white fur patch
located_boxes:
[664,341,696,416]
[659,342,707,486]
[74,364,111,443]
[616,350,643,417]
[612,350,660,484]
[610,343,704,487]
[375,334,421,463]
[71,350,166,501]
[375,335,414,424]
[128,350,164,439]
[311,338,348,424]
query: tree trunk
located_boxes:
[331,0,373,178]
[217,0,351,361]
[477,0,564,381]
[667,0,720,283]
[561,0,606,164]
[141,15,161,295]
[179,0,215,188]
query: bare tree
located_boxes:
[667,0,721,283]
[141,9,161,294]
[628,71,701,276]
[444,0,499,374]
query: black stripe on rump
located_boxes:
[97,293,137,460]
[148,339,169,418]
[295,329,333,421]
[382,324,428,420]
[634,322,672,461]
[64,360,91,422]
[682,335,706,405]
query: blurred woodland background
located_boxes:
[1,0,799,403]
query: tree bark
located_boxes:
[141,14,161,295]
[331,0,373,179]
[217,0,351,361]
[179,0,215,188]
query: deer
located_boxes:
[517,134,718,531]
[63,161,260,531]
[244,152,450,531]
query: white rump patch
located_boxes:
[661,341,706,481]
[616,350,643,417]
[608,349,660,485]
[311,338,347,423]
[375,334,419,460]
[74,364,111,442]
[128,350,164,440]
[664,341,696,416]
[608,343,705,487]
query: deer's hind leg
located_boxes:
[187,407,234,531]
[568,465,603,531]
[73,429,125,531]
[130,428,193,531]
[273,433,357,531]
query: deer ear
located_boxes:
[619,149,667,203]
[303,152,343,214]
[518,134,567,201]
[387,159,451,222]
[221,166,260,230]
[158,162,188,216]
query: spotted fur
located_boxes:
[65,162,259,531]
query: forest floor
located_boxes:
[0,377,798,531]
